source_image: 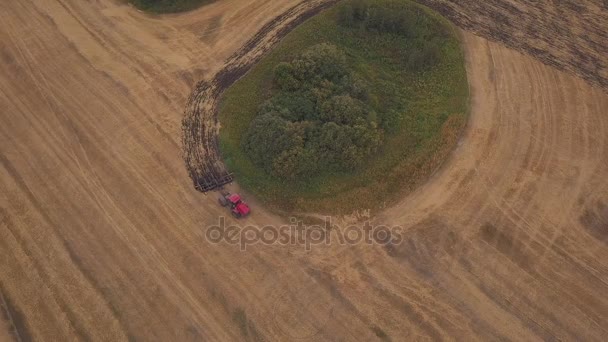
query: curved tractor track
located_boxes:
[182,0,338,192]
[0,0,607,341]
[183,0,608,193]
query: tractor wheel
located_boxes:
[218,196,228,207]
[231,211,241,219]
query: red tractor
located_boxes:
[218,192,251,218]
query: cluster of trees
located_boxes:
[243,44,383,180]
[338,0,445,71]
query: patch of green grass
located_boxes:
[218,0,469,214]
[127,0,213,13]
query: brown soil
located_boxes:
[0,322,13,342]
[417,0,608,90]
[0,286,30,342]
[1,0,607,340]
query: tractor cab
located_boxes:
[219,192,251,218]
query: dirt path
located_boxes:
[0,0,607,340]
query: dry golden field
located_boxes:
[1,0,607,340]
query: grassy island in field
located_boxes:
[218,0,469,214]
[128,0,212,13]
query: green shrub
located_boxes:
[242,44,382,180]
[338,1,445,71]
[407,40,442,71]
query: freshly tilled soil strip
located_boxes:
[181,0,339,193]
[415,0,608,90]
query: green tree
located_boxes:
[243,43,383,179]
[319,95,367,125]
[242,114,298,173]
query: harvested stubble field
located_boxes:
[0,0,607,341]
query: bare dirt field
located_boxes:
[0,301,14,342]
[418,0,608,89]
[1,0,607,341]
[0,322,12,342]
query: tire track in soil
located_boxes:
[181,0,339,193]
[0,285,30,342]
